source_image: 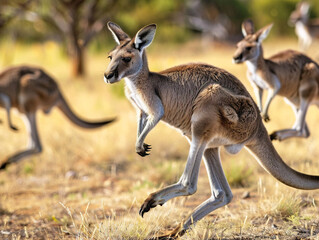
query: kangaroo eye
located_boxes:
[108,55,112,60]
[122,57,131,63]
[246,47,252,51]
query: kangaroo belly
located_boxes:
[161,109,192,135]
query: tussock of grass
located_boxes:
[273,194,302,219]
[150,160,184,185]
[224,159,254,188]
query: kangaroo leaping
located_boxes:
[104,22,319,239]
[289,1,319,51]
[233,19,319,141]
[0,66,115,169]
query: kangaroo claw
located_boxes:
[136,143,152,157]
[10,125,18,131]
[0,161,9,170]
[269,132,279,141]
[262,114,270,122]
[139,197,157,217]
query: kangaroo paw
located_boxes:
[0,161,9,170]
[10,125,18,131]
[136,143,152,157]
[139,196,157,217]
[148,224,185,240]
[269,132,279,141]
[262,114,270,122]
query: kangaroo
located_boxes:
[104,22,319,239]
[233,19,319,141]
[0,66,115,169]
[289,1,319,51]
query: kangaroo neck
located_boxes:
[125,51,150,85]
[246,46,267,74]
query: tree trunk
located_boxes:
[71,44,85,77]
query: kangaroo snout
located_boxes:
[233,53,243,64]
[104,70,118,84]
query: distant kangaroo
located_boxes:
[289,1,319,51]
[104,22,319,239]
[233,19,319,141]
[0,66,115,169]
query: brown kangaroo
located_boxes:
[289,1,319,51]
[104,22,319,239]
[0,66,115,169]
[233,19,319,141]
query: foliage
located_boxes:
[249,0,319,35]
[3,0,319,43]
[208,0,251,33]
[248,0,296,35]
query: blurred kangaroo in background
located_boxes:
[104,22,319,239]
[233,19,319,141]
[289,1,319,51]
[0,66,115,169]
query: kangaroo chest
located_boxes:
[296,21,311,39]
[125,79,149,113]
[252,73,270,89]
[246,61,270,89]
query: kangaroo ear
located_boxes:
[242,19,255,37]
[107,21,130,45]
[300,2,310,16]
[133,24,156,51]
[255,23,273,43]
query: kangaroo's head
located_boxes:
[289,1,310,25]
[233,19,273,64]
[104,22,156,84]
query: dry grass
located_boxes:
[0,37,319,239]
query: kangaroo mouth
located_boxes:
[233,53,244,64]
[233,58,243,64]
[104,76,120,84]
[104,70,119,84]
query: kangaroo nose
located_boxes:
[233,53,243,63]
[105,72,114,79]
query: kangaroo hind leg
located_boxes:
[152,148,233,239]
[139,134,207,217]
[270,63,318,141]
[0,112,42,169]
[0,93,18,131]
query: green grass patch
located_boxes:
[224,159,254,188]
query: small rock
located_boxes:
[65,170,77,179]
[1,230,10,235]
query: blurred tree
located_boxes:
[184,0,249,40]
[248,0,319,35]
[5,0,319,76]
[0,0,31,32]
[0,0,186,77]
[29,0,118,77]
[249,0,296,35]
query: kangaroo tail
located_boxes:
[56,93,115,129]
[246,124,319,190]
